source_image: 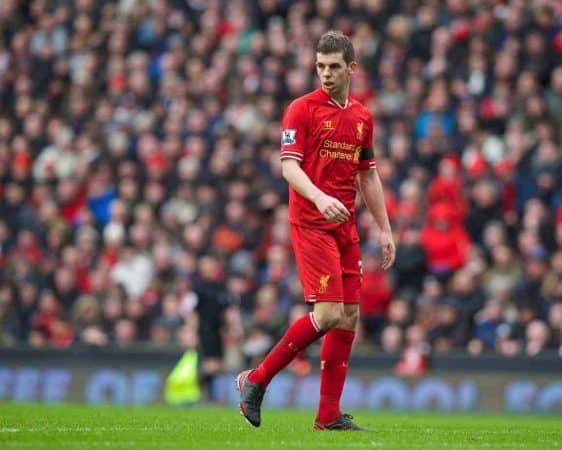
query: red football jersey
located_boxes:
[280,88,376,229]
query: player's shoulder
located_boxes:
[283,91,321,122]
[286,90,318,110]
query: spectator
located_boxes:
[393,226,427,300]
[114,318,137,348]
[222,304,244,373]
[72,294,108,346]
[483,245,522,301]
[0,283,18,345]
[380,325,403,354]
[448,269,486,319]
[414,79,455,141]
[525,320,551,356]
[427,155,466,224]
[428,303,467,352]
[468,299,504,354]
[420,202,472,279]
[547,303,562,355]
[465,178,502,244]
[193,254,229,388]
[30,289,73,348]
[395,325,430,376]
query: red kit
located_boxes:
[280,88,376,303]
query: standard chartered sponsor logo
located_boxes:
[320,139,360,162]
[323,139,356,150]
[319,149,354,160]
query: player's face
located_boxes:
[316,52,356,99]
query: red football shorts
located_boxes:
[290,222,362,304]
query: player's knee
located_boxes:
[340,307,359,330]
[314,303,344,330]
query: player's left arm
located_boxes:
[358,168,396,270]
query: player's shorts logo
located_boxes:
[319,274,331,293]
[282,129,297,145]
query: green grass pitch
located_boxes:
[0,403,560,449]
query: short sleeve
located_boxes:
[280,100,307,162]
[358,115,376,171]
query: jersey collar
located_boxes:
[328,98,350,110]
[317,88,352,110]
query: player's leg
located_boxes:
[315,225,369,431]
[237,302,343,427]
[315,303,359,427]
[237,304,328,427]
[237,226,343,427]
[248,305,332,387]
[315,305,370,431]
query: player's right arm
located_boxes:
[280,98,350,223]
[281,159,350,223]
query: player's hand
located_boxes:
[313,192,350,223]
[379,230,395,270]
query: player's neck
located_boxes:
[330,94,348,108]
[325,85,350,108]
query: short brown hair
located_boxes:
[316,30,355,65]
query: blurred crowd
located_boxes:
[0,0,561,377]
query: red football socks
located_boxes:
[316,328,355,424]
[249,312,324,387]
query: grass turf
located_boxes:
[0,403,560,450]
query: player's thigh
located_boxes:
[337,223,362,304]
[290,225,344,303]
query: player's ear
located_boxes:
[348,61,357,75]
